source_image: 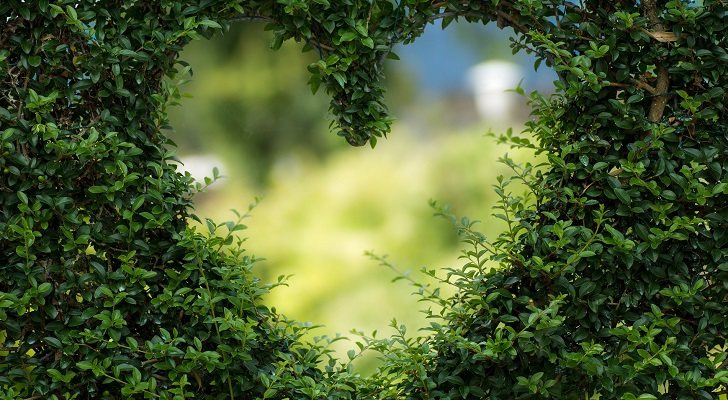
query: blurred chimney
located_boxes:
[467,61,524,123]
[175,154,226,190]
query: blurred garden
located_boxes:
[167,21,553,371]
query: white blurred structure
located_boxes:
[174,154,226,190]
[467,61,524,123]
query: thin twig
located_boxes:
[308,39,334,52]
[227,15,275,23]
[607,79,658,95]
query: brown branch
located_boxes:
[648,65,669,122]
[607,80,659,95]
[16,72,30,119]
[308,39,334,52]
[495,10,529,35]
[639,27,679,42]
[642,0,670,123]
[635,79,658,95]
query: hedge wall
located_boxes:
[1,0,726,399]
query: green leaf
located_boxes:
[713,182,727,195]
[76,361,93,370]
[126,337,138,351]
[322,20,335,33]
[65,5,77,20]
[270,33,284,50]
[354,24,368,37]
[18,7,31,20]
[47,368,75,383]
[332,72,347,88]
[44,336,62,348]
[28,55,42,67]
[38,282,53,296]
[132,196,145,211]
[49,4,63,16]
[199,20,222,29]
[661,190,676,200]
[339,31,358,42]
[613,188,631,204]
[361,37,375,49]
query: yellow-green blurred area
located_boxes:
[167,22,547,372]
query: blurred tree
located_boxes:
[169,23,337,184]
[170,22,423,185]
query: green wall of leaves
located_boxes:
[1,0,726,399]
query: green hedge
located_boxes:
[0,2,327,399]
[1,0,726,399]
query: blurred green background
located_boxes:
[167,21,552,372]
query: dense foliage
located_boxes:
[1,1,726,399]
[0,2,328,399]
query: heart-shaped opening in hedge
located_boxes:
[2,1,726,398]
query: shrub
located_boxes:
[364,1,728,398]
[0,2,326,399]
[1,0,726,399]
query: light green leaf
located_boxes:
[199,20,222,29]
